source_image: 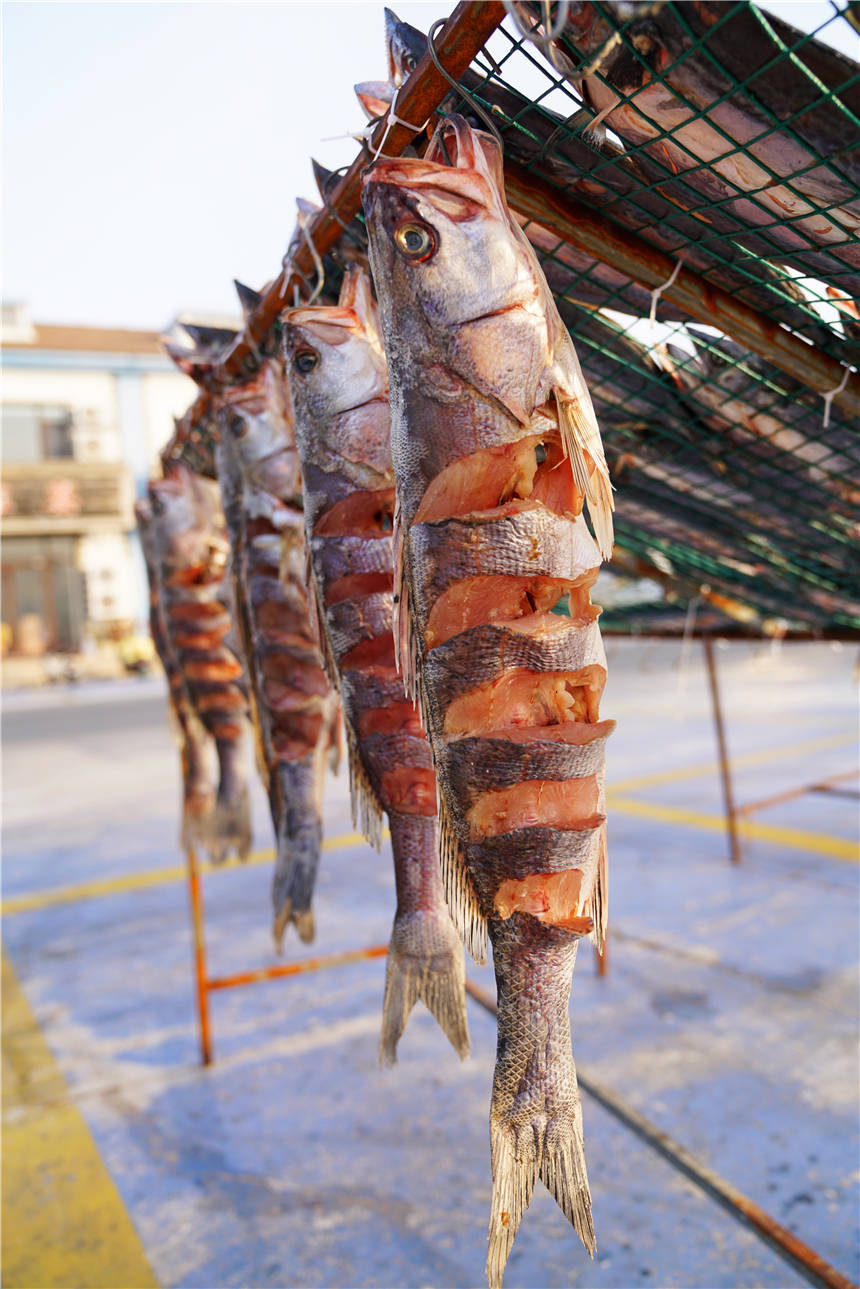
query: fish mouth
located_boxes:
[334,394,389,417]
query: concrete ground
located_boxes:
[2,639,858,1289]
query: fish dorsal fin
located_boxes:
[311,158,336,201]
[234,280,262,319]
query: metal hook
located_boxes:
[502,1,570,49]
[427,17,506,153]
[299,215,326,305]
[319,166,368,250]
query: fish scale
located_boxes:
[282,266,469,1066]
[362,115,614,1287]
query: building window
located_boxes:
[2,405,74,463]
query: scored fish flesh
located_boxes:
[283,265,469,1063]
[363,116,615,1286]
[147,466,252,863]
[215,355,340,948]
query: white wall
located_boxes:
[78,531,138,623]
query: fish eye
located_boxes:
[151,494,164,516]
[535,443,547,464]
[293,349,318,375]
[229,414,247,438]
[394,222,436,261]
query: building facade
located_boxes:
[2,306,198,654]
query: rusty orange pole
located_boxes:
[185,845,213,1065]
[595,937,608,977]
[206,944,388,992]
[703,636,742,865]
[463,978,855,1289]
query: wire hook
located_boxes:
[502,0,570,46]
[318,165,368,250]
[426,17,506,153]
[649,258,683,331]
[299,215,326,305]
[821,365,851,429]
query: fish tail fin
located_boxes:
[487,921,593,1287]
[210,783,252,864]
[272,899,315,951]
[180,790,216,858]
[269,763,323,951]
[486,1097,594,1289]
[379,914,470,1066]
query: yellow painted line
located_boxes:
[1,951,159,1288]
[0,828,386,918]
[609,795,859,861]
[608,730,856,795]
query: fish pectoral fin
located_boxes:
[552,378,614,561]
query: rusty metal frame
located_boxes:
[502,161,860,418]
[703,635,743,865]
[738,768,859,818]
[185,845,387,1065]
[463,978,857,1289]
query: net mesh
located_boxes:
[445,0,860,634]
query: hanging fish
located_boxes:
[282,265,469,1063]
[147,466,252,863]
[215,351,340,948]
[363,116,615,1287]
[136,495,216,857]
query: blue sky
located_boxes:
[3,2,855,332]
[2,2,445,329]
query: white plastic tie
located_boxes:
[649,259,683,331]
[821,365,851,429]
[372,86,430,162]
[322,125,376,145]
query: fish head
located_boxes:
[362,116,539,335]
[148,467,215,572]
[220,403,301,501]
[283,266,389,431]
[218,364,301,501]
[384,8,426,86]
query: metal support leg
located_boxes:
[186,846,212,1065]
[703,637,742,865]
